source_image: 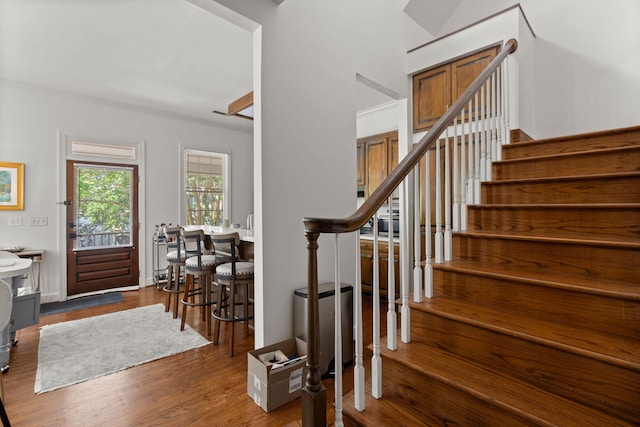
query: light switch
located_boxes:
[30,216,48,226]
[8,216,23,226]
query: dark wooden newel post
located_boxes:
[301,231,326,426]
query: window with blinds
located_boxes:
[184,150,227,226]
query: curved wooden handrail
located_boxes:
[304,38,517,235]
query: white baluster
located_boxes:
[496,66,503,161]
[480,83,487,182]
[334,234,343,427]
[467,100,475,205]
[434,130,443,264]
[387,196,397,351]
[400,178,410,344]
[474,92,481,203]
[424,149,433,297]
[488,70,496,179]
[413,168,422,302]
[505,58,511,145]
[460,108,467,231]
[452,115,460,233]
[444,126,453,261]
[372,213,382,398]
[354,232,365,411]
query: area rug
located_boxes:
[40,292,125,316]
[34,303,210,394]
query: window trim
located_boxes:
[180,147,230,226]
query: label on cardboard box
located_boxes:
[289,367,303,393]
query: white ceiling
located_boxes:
[0,0,440,124]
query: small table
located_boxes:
[0,258,34,372]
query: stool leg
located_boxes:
[172,265,181,319]
[180,274,191,331]
[229,281,236,357]
[213,283,224,346]
[165,264,173,312]
[243,283,249,336]
[205,272,212,337]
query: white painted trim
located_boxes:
[57,130,147,301]
[179,148,231,226]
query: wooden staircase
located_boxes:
[343,126,640,426]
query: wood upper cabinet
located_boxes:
[365,137,387,198]
[413,65,451,133]
[388,134,399,172]
[356,141,365,186]
[357,130,399,197]
[413,44,499,133]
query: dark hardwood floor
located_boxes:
[3,286,377,426]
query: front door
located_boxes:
[66,160,139,296]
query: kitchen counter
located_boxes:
[184,225,255,243]
[358,233,399,243]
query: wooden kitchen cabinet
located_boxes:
[360,239,400,299]
[356,141,365,186]
[413,44,499,133]
[357,130,399,197]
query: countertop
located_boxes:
[358,233,399,244]
[184,225,255,243]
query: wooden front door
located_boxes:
[66,160,139,296]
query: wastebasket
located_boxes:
[293,282,353,376]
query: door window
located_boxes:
[73,163,134,249]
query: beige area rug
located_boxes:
[35,303,210,393]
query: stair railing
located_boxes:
[302,38,518,426]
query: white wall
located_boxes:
[0,81,253,302]
[217,0,408,347]
[438,0,640,138]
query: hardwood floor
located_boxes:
[3,286,375,426]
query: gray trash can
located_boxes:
[293,282,353,376]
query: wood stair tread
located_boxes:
[342,383,439,427]
[434,259,640,300]
[411,298,640,371]
[497,144,640,164]
[371,337,631,426]
[510,125,640,147]
[482,170,640,185]
[455,230,640,249]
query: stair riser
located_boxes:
[481,174,640,204]
[494,149,640,180]
[411,310,640,422]
[452,235,639,282]
[379,355,538,427]
[432,268,640,339]
[503,129,640,159]
[467,206,640,241]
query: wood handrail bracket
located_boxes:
[301,38,517,426]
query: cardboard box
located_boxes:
[247,337,308,412]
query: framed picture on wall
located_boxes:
[0,162,24,210]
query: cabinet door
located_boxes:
[379,254,400,299]
[365,137,388,197]
[413,64,451,132]
[388,135,399,173]
[451,46,498,121]
[360,251,373,287]
[356,141,366,186]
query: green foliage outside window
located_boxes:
[185,172,223,226]
[76,167,132,240]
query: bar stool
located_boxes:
[211,232,254,356]
[163,226,185,319]
[181,229,218,336]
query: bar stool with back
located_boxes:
[181,229,218,336]
[163,226,185,318]
[211,232,254,356]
